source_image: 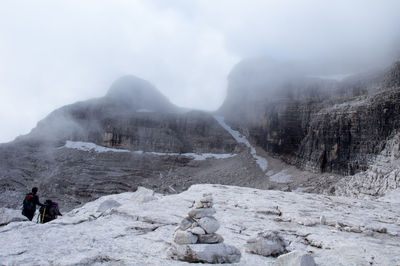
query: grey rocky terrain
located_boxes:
[0,184,398,265]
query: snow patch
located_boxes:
[147,152,236,160]
[63,141,236,160]
[64,140,130,153]
[213,115,268,172]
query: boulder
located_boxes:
[245,231,287,257]
[197,233,224,244]
[173,231,198,245]
[178,216,196,231]
[274,250,316,266]
[190,226,206,235]
[197,216,220,234]
[169,243,241,263]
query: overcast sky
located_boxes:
[1,0,399,143]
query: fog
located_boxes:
[0,0,399,143]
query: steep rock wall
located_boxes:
[220,60,400,175]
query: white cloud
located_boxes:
[0,0,399,142]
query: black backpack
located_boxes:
[23,193,35,211]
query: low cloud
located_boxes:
[0,0,399,142]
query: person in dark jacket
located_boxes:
[39,199,62,224]
[22,187,45,221]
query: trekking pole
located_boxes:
[41,207,46,224]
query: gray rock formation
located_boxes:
[169,194,241,263]
[25,75,237,154]
[219,59,400,176]
[334,132,400,198]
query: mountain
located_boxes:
[0,75,275,211]
[0,184,399,265]
[218,59,400,189]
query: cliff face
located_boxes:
[219,59,400,175]
[23,75,237,154]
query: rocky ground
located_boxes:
[0,184,399,265]
[334,132,400,198]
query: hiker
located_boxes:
[39,199,62,224]
[22,187,45,221]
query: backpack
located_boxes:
[39,201,59,223]
[23,193,35,212]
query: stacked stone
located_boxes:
[174,194,223,245]
[169,194,241,263]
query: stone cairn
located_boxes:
[169,193,241,263]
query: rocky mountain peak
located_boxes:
[105,75,177,112]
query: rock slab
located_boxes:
[274,250,317,266]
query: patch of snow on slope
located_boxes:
[1,184,399,265]
[64,140,130,153]
[269,170,292,183]
[213,115,268,171]
[147,151,236,160]
[64,141,236,160]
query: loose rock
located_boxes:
[274,250,316,266]
[246,231,287,257]
[198,233,224,244]
[173,231,198,245]
[190,226,206,235]
[197,216,220,234]
[178,216,196,231]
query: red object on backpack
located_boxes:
[26,194,34,201]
